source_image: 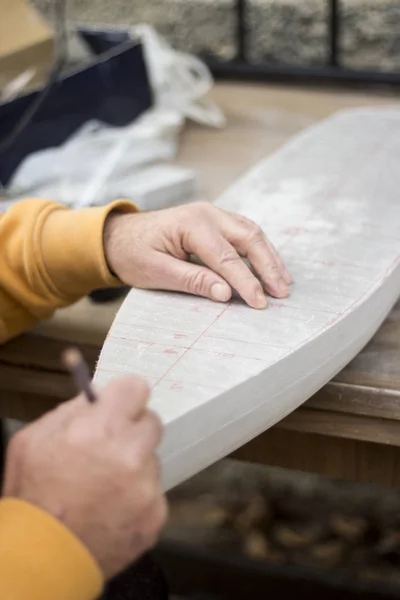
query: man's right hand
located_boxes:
[2,376,167,580]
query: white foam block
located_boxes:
[95,108,400,491]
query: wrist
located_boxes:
[103,210,131,279]
[103,210,123,277]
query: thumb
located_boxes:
[148,255,232,303]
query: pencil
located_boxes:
[62,347,97,403]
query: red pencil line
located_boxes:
[114,321,200,336]
[294,252,400,348]
[106,333,284,360]
[152,302,234,389]
[268,301,339,317]
[284,256,375,271]
[203,334,291,350]
[107,334,190,349]
[97,368,222,390]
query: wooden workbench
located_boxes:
[1,83,400,486]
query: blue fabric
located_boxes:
[0,29,152,186]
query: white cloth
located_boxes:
[3,25,225,210]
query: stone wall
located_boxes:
[33,0,400,70]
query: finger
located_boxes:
[126,411,164,467]
[266,238,292,285]
[137,459,165,515]
[134,252,233,304]
[149,494,169,535]
[20,395,87,442]
[221,214,290,298]
[138,494,169,547]
[187,228,268,309]
[99,376,150,422]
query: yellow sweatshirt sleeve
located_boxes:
[0,198,137,343]
[0,499,103,600]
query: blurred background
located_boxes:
[32,0,400,72]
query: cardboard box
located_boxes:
[0,0,54,94]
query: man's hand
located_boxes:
[104,202,292,309]
[2,377,167,580]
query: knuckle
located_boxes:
[239,214,254,226]
[65,417,97,448]
[192,200,212,213]
[181,200,200,213]
[152,457,162,482]
[245,220,264,240]
[147,411,163,445]
[140,480,158,509]
[263,258,279,273]
[236,214,258,229]
[143,498,168,546]
[250,228,265,243]
[219,249,240,268]
[183,201,213,223]
[130,378,151,409]
[248,233,266,251]
[154,496,169,530]
[126,454,143,476]
[127,453,145,476]
[185,269,211,295]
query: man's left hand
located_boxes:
[103,202,292,309]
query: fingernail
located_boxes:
[279,280,289,296]
[284,270,293,284]
[211,283,231,302]
[256,290,268,309]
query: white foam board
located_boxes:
[94,108,400,491]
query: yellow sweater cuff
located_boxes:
[0,498,103,600]
[38,199,137,303]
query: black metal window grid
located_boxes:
[205,0,400,86]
